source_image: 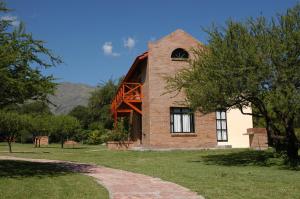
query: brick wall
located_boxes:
[106,141,134,150]
[247,128,268,149]
[34,136,49,145]
[141,30,217,148]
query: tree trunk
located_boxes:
[34,137,38,148]
[265,117,283,152]
[38,138,41,148]
[286,121,299,166]
[61,136,64,149]
[7,138,12,153]
[265,117,275,148]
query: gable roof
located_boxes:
[120,29,201,84]
[149,29,202,46]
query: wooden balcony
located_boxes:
[111,83,143,126]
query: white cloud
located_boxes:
[0,15,20,27]
[124,37,136,49]
[102,42,120,57]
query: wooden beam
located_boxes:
[117,109,132,113]
[123,99,142,103]
[124,84,140,95]
[124,101,142,115]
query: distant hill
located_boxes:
[48,82,95,115]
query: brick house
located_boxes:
[111,29,253,149]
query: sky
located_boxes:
[3,0,298,86]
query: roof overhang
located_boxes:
[122,51,148,83]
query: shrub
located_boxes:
[106,129,129,142]
[88,130,104,144]
[87,126,110,145]
[72,129,89,144]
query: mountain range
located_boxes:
[48,82,96,115]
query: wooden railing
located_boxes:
[111,83,143,119]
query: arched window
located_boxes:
[171,48,189,60]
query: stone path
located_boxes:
[0,156,204,199]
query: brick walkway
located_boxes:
[0,156,204,199]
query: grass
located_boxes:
[0,150,109,199]
[0,143,299,199]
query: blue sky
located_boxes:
[4,0,298,86]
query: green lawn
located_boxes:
[0,148,109,199]
[0,143,299,199]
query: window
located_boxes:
[170,107,194,133]
[171,48,189,60]
[216,110,228,141]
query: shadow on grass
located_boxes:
[11,151,37,154]
[62,147,88,150]
[0,160,74,178]
[33,146,58,149]
[197,150,283,167]
[37,146,88,150]
[0,151,38,154]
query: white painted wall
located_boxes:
[218,107,253,148]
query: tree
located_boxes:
[69,105,90,128]
[0,1,61,109]
[31,115,54,147]
[168,4,300,165]
[0,111,31,152]
[88,79,119,129]
[52,115,80,148]
[19,101,52,116]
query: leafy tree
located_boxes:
[52,115,80,148]
[31,115,54,147]
[19,101,52,116]
[72,129,90,144]
[69,105,90,128]
[0,111,31,152]
[295,115,300,128]
[168,4,300,165]
[1,101,52,117]
[88,79,119,129]
[0,1,61,109]
[18,129,30,144]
